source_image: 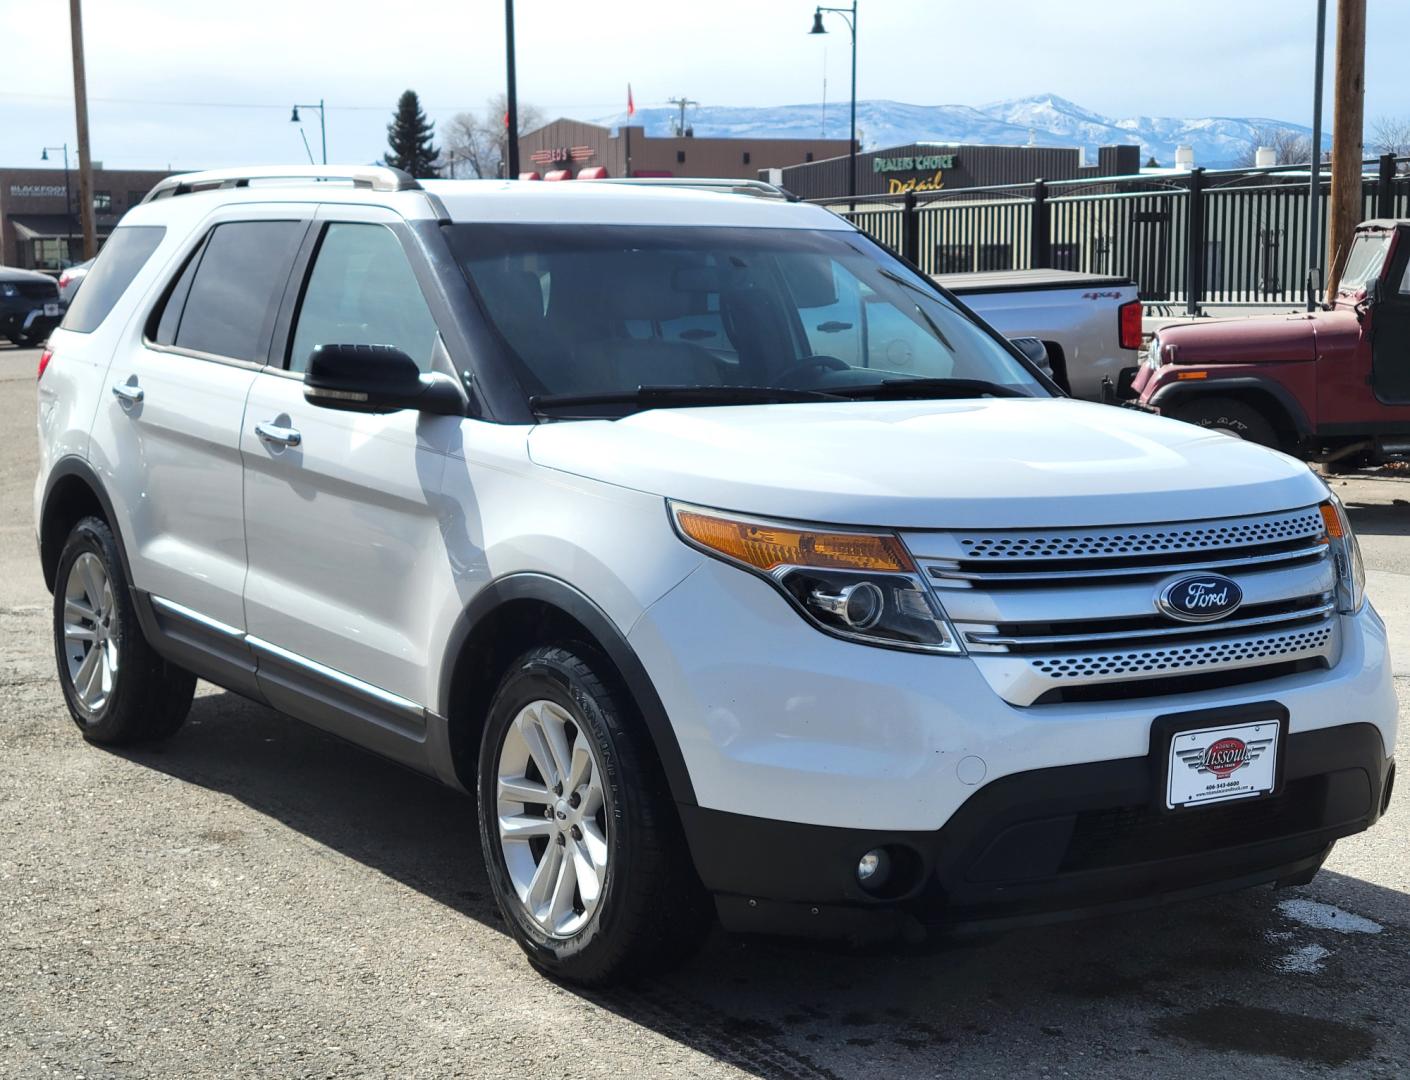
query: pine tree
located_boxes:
[384,90,441,177]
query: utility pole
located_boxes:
[1324,0,1366,296]
[68,0,96,260]
[504,0,520,178]
[1305,0,1326,311]
[667,97,698,137]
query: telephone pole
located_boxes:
[667,96,698,137]
[68,0,96,259]
[1324,0,1366,295]
[504,0,520,178]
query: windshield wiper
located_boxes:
[531,384,846,415]
[834,378,1030,401]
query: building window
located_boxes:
[129,191,147,208]
[30,237,72,271]
[676,150,686,164]
[805,152,814,162]
[93,191,112,212]
[742,151,751,165]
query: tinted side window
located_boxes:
[288,223,439,372]
[61,225,165,333]
[174,221,304,362]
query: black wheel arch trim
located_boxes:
[40,456,133,594]
[1149,376,1313,438]
[438,571,697,806]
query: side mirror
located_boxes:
[1009,336,1052,377]
[303,343,464,415]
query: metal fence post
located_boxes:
[1185,167,1206,316]
[1029,179,1050,269]
[1377,154,1397,219]
[901,191,920,267]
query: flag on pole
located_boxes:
[627,84,635,118]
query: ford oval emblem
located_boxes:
[1157,574,1244,623]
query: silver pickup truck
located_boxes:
[935,269,1142,401]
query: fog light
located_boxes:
[857,848,890,889]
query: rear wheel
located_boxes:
[52,517,196,744]
[1168,395,1279,449]
[477,644,711,986]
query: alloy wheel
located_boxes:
[62,552,119,716]
[495,699,610,938]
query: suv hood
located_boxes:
[528,399,1326,529]
[1158,312,1317,364]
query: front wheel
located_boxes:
[1168,395,1279,449]
[477,645,711,986]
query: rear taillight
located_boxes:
[1118,300,1143,352]
[58,273,71,289]
[37,349,53,381]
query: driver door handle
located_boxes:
[254,421,302,448]
[111,382,144,405]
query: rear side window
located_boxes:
[168,221,304,362]
[60,225,165,334]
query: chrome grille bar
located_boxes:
[928,542,1329,585]
[965,599,1335,649]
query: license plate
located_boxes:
[1166,720,1280,809]
[44,303,60,317]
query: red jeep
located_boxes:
[1133,219,1410,465]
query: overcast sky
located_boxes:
[2,0,1407,171]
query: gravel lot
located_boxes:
[2,342,1407,1079]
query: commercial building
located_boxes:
[0,166,172,271]
[517,119,851,181]
[770,142,1143,201]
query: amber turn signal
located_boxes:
[673,507,913,573]
[1319,501,1345,540]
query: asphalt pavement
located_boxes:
[1,342,1407,1079]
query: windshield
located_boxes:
[444,224,1047,412]
[1338,232,1392,294]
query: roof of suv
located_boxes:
[130,166,849,231]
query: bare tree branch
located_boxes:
[442,96,544,178]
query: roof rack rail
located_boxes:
[594,177,798,201]
[140,165,421,204]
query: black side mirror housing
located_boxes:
[303,343,465,415]
[1009,336,1052,377]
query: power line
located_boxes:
[0,91,640,112]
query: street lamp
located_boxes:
[290,101,327,165]
[810,2,858,209]
[41,144,74,270]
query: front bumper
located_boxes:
[1,305,62,342]
[629,557,1397,935]
[682,722,1392,940]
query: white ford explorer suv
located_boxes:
[35,166,1396,986]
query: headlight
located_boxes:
[1320,495,1365,614]
[1146,333,1163,370]
[670,502,962,653]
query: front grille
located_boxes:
[14,281,58,301]
[953,507,1325,562]
[908,504,1341,706]
[1030,623,1335,681]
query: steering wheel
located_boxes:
[772,354,849,387]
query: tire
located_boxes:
[52,516,196,745]
[1168,395,1279,449]
[478,644,711,986]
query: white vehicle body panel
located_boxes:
[527,398,1327,529]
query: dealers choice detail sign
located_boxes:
[873,153,956,195]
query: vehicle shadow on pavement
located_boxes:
[1343,497,1410,538]
[111,688,1409,1080]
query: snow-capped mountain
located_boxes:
[593,94,1328,168]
